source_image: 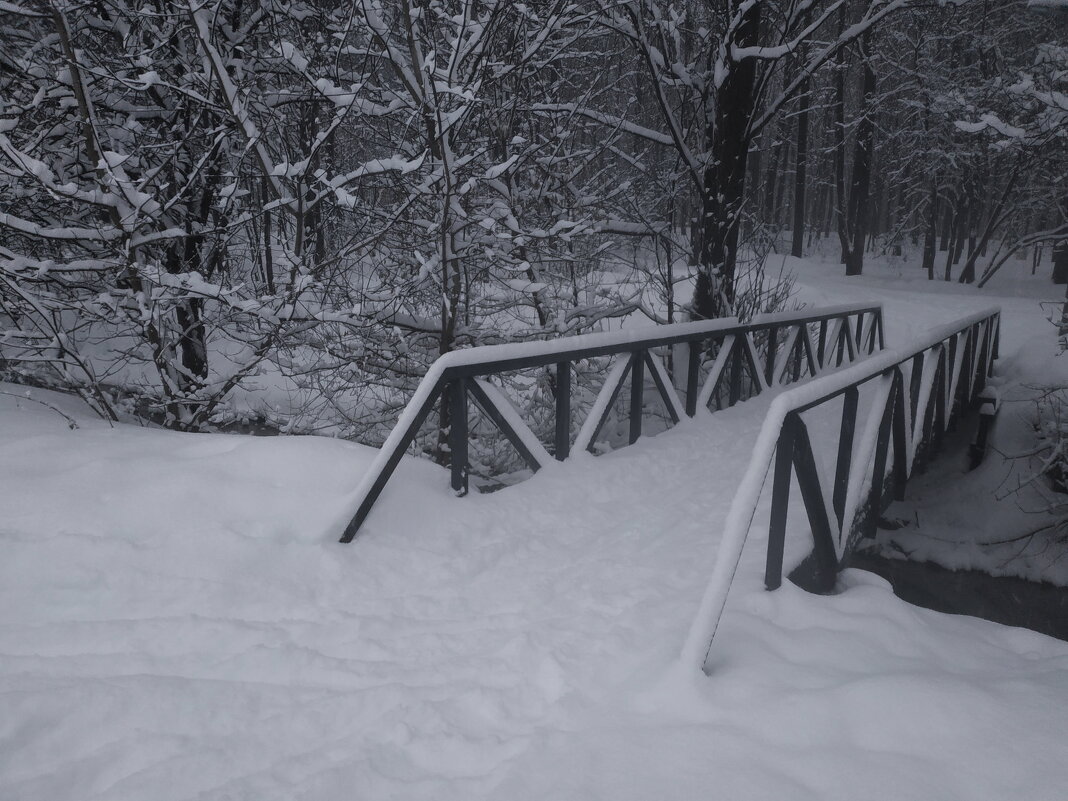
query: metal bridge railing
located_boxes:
[340,303,885,542]
[681,307,1001,670]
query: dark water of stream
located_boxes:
[848,552,1068,641]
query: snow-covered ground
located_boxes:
[2,254,1068,800]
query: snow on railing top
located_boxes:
[396,302,878,377]
[679,307,1001,672]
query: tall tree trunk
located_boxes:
[746,132,763,241]
[262,178,275,294]
[950,206,968,268]
[845,32,876,276]
[922,180,939,280]
[774,138,792,228]
[692,0,761,319]
[762,132,781,228]
[939,201,953,252]
[820,180,834,239]
[791,76,809,259]
[833,8,849,265]
[944,203,963,280]
[959,169,1019,284]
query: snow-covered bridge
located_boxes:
[340,300,1001,671]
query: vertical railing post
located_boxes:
[946,334,960,431]
[555,361,570,461]
[765,414,796,591]
[915,364,937,473]
[931,348,947,456]
[790,416,841,592]
[685,341,701,417]
[764,327,779,387]
[729,337,743,406]
[817,320,828,368]
[909,351,925,424]
[833,386,859,529]
[959,327,975,410]
[976,320,992,394]
[891,371,909,499]
[790,327,803,382]
[629,350,644,444]
[864,372,898,539]
[448,378,469,495]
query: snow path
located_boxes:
[3,258,1068,799]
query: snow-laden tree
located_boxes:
[1,1,664,438]
[967,26,1068,286]
[0,1,385,428]
[540,0,928,314]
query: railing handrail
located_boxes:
[422,303,882,379]
[337,302,886,543]
[680,306,1001,671]
[753,307,1000,414]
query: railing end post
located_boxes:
[765,413,796,591]
[339,513,362,543]
[685,341,701,417]
[629,350,645,444]
[449,378,469,496]
[555,361,571,461]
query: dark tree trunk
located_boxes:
[833,10,849,265]
[959,169,1019,284]
[774,139,792,228]
[762,133,781,227]
[692,0,761,319]
[956,208,974,268]
[944,203,964,280]
[747,133,763,241]
[174,298,208,384]
[845,33,876,276]
[960,196,978,282]
[261,178,276,293]
[939,201,953,251]
[820,180,834,239]
[922,180,939,280]
[163,168,219,411]
[791,77,810,259]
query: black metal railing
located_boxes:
[681,307,1000,669]
[340,303,885,542]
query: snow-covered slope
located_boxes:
[2,256,1068,800]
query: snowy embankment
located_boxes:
[2,256,1068,800]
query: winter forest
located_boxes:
[1,0,1066,449]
